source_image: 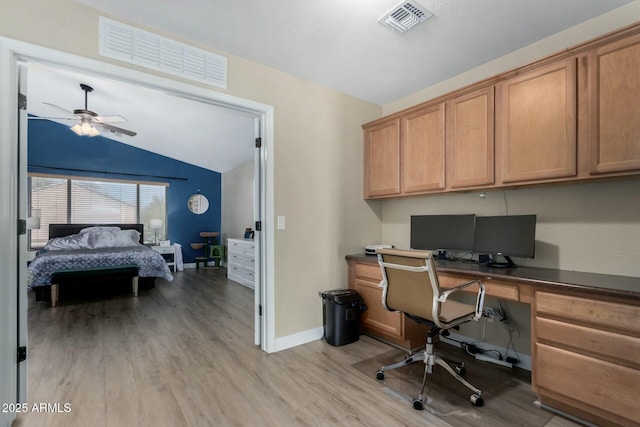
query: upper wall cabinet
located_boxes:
[446,87,495,189]
[402,103,446,193]
[364,118,401,198]
[362,23,640,200]
[496,58,577,183]
[588,32,640,174]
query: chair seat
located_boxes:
[439,300,476,323]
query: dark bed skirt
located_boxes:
[33,276,156,302]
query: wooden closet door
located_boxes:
[402,103,445,193]
[364,119,401,198]
[589,32,640,174]
[497,58,577,183]
[447,86,495,188]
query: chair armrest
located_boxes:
[438,279,481,301]
[438,279,485,321]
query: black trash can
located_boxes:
[321,289,367,346]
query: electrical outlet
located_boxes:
[483,307,496,322]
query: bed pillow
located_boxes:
[88,229,141,248]
[79,226,122,234]
[43,233,91,250]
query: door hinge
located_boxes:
[17,346,27,363]
[259,305,262,316]
[255,137,262,148]
[18,219,27,235]
[18,93,27,110]
[255,221,261,231]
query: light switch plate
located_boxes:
[277,215,286,230]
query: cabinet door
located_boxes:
[364,119,401,198]
[447,87,495,188]
[402,103,445,193]
[354,278,403,339]
[589,33,640,174]
[497,58,577,183]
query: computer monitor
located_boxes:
[473,215,536,268]
[410,215,475,257]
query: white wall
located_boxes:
[381,178,640,277]
[221,160,254,243]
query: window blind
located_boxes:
[30,176,69,248]
[29,175,167,248]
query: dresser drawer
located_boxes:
[228,252,243,267]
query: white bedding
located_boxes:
[44,229,142,251]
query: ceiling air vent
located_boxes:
[99,17,227,89]
[378,1,433,33]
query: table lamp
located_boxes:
[150,218,163,245]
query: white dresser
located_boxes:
[227,238,255,289]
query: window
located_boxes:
[29,174,168,248]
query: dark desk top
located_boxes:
[346,253,640,300]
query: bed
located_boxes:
[27,223,173,307]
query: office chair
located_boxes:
[375,248,486,409]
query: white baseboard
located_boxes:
[440,331,532,371]
[274,326,324,352]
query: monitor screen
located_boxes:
[473,215,537,258]
[410,214,475,251]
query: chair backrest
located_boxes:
[377,248,441,322]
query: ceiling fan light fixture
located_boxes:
[71,121,100,137]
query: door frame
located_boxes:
[0,37,277,416]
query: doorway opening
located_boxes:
[0,36,275,412]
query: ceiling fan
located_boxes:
[31,83,137,137]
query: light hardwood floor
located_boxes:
[14,268,577,427]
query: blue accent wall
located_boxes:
[28,118,221,263]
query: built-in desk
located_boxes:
[346,254,640,427]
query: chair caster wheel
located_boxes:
[470,394,483,407]
[375,370,384,380]
[412,399,424,410]
[455,366,466,377]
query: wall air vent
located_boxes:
[99,17,227,89]
[378,1,433,33]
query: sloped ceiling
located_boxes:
[27,63,257,174]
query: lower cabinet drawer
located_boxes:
[535,343,640,425]
[355,262,382,282]
[535,317,640,368]
[536,291,640,334]
[439,273,519,301]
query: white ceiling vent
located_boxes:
[99,17,227,89]
[378,1,433,33]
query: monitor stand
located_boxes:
[486,255,517,268]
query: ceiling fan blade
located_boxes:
[42,102,76,116]
[100,123,137,137]
[93,115,127,124]
[28,116,80,120]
